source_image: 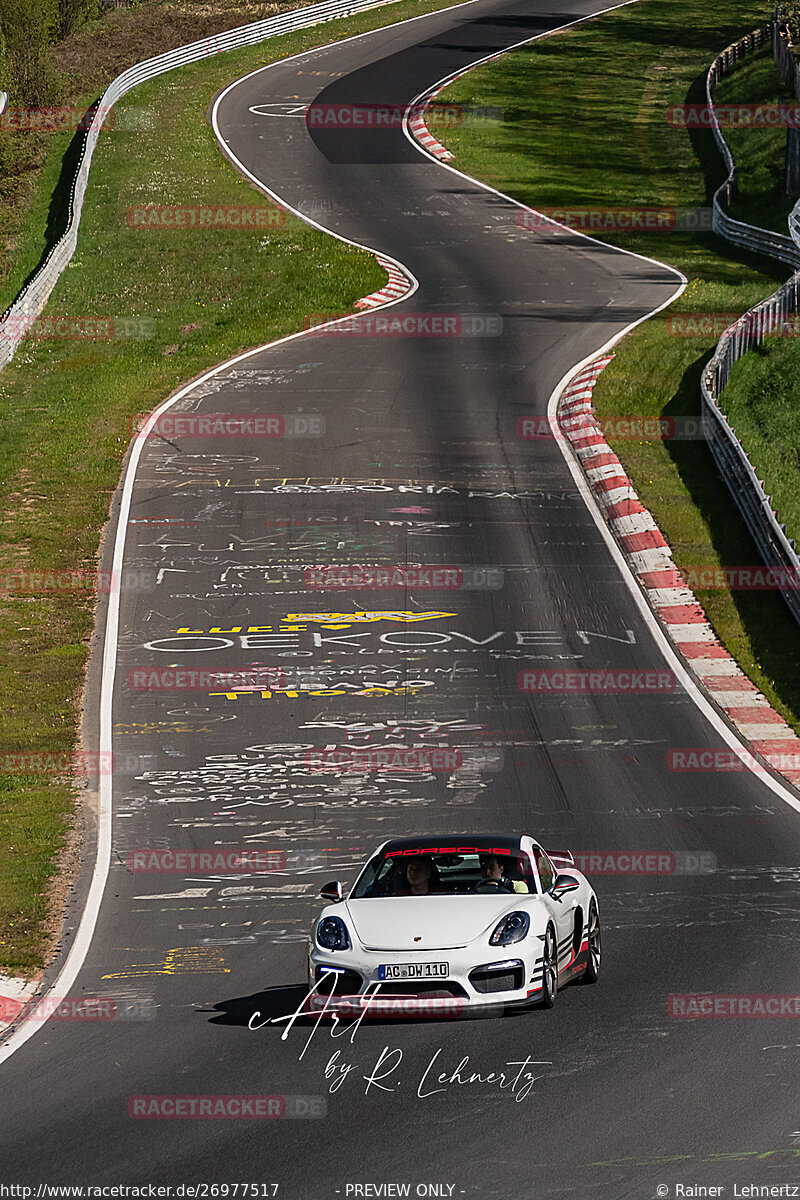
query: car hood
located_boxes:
[343,895,533,950]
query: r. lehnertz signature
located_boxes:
[248,977,551,1102]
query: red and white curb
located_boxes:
[355,254,414,308]
[559,355,800,791]
[407,102,453,161]
[406,50,509,163]
[0,972,43,1036]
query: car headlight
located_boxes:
[489,911,530,946]
[316,915,351,950]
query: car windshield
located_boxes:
[351,848,535,897]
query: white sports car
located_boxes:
[307,834,601,1016]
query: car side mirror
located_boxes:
[551,873,580,901]
[320,879,343,902]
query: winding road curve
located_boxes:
[3,1,800,1195]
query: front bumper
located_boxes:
[307,941,546,1016]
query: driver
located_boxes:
[477,854,529,893]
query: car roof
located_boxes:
[377,834,526,854]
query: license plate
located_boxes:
[378,962,449,980]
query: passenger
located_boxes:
[477,854,529,893]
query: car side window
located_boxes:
[357,857,395,897]
[535,849,554,893]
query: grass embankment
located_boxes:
[1,0,309,310]
[0,0,469,977]
[719,333,800,550]
[437,0,800,732]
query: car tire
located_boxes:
[581,901,601,984]
[540,927,557,1008]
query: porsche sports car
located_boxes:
[307,834,600,1016]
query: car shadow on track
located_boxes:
[205,984,535,1028]
[205,984,309,1026]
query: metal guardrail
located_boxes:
[700,23,800,625]
[787,18,800,249]
[790,194,800,243]
[0,0,402,367]
[707,25,800,267]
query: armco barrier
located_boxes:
[0,0,406,368]
[790,13,800,255]
[791,193,800,245]
[780,21,800,244]
[700,23,800,625]
[708,25,800,268]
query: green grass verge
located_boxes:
[0,0,472,977]
[720,336,800,548]
[0,104,98,316]
[437,0,800,736]
[0,0,365,311]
